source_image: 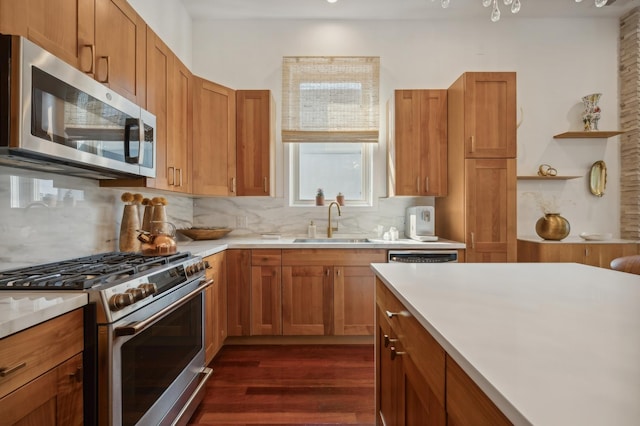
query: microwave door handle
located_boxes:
[123,118,139,164]
[137,117,145,165]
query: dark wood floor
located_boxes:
[188,344,376,425]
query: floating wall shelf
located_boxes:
[553,131,624,139]
[517,176,581,180]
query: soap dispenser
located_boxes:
[308,221,316,238]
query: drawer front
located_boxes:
[0,309,84,399]
[376,279,446,407]
[283,249,386,266]
[252,249,282,266]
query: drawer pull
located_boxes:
[385,310,409,319]
[0,361,26,377]
[390,346,405,361]
[383,334,398,348]
[69,366,83,383]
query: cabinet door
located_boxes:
[590,243,638,269]
[94,0,146,105]
[334,266,375,335]
[394,90,423,196]
[56,353,84,426]
[192,78,237,196]
[0,0,94,72]
[393,90,447,196]
[447,356,511,426]
[251,265,282,335]
[144,28,171,190]
[400,350,446,426]
[0,353,83,426]
[226,249,251,336]
[167,58,193,192]
[236,90,272,196]
[282,265,333,335]
[204,252,227,364]
[465,158,517,262]
[376,308,401,426]
[463,72,516,159]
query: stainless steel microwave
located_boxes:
[0,34,155,179]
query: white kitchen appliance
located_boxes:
[405,206,438,242]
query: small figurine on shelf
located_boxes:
[315,188,325,206]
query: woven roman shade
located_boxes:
[282,56,380,143]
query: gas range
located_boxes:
[0,251,207,324]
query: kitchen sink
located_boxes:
[293,238,371,243]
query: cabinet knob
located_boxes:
[383,334,398,348]
[69,366,83,383]
[390,346,405,361]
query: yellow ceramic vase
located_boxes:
[535,213,570,241]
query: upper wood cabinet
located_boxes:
[101,27,191,193]
[0,0,146,105]
[450,72,516,159]
[0,0,94,72]
[436,72,517,263]
[236,90,274,196]
[192,77,237,196]
[168,57,193,193]
[389,89,448,196]
[94,0,146,105]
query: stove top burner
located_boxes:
[0,252,191,290]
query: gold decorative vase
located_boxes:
[535,213,570,241]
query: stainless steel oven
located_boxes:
[101,275,211,426]
[0,252,212,426]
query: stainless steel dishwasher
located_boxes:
[387,250,458,263]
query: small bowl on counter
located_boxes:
[177,227,232,241]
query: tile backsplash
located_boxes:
[0,166,427,270]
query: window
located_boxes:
[282,56,380,206]
[291,143,372,206]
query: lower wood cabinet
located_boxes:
[204,251,228,364]
[376,279,446,426]
[376,278,511,426]
[517,239,638,269]
[226,248,385,337]
[0,309,84,425]
[251,250,282,335]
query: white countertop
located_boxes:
[178,236,465,258]
[518,236,639,244]
[371,262,640,426]
[0,292,88,339]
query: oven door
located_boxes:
[99,278,212,426]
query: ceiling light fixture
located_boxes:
[327,0,338,3]
[433,0,608,22]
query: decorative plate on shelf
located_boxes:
[579,232,612,241]
[177,227,232,240]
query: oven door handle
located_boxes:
[114,278,213,337]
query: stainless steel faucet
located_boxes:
[327,201,341,238]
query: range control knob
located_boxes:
[138,283,158,297]
[109,293,135,311]
[125,287,145,302]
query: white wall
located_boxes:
[128,0,193,68]
[192,17,622,239]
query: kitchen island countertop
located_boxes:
[0,292,88,339]
[371,262,640,425]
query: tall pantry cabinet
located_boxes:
[435,72,517,262]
